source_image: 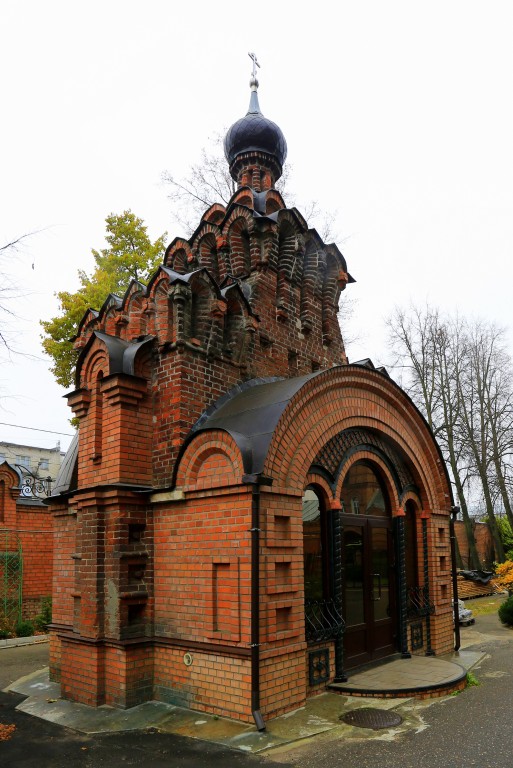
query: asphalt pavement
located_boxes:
[1,603,511,768]
[0,644,289,768]
[0,642,49,691]
[269,607,513,768]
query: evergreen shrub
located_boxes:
[34,597,52,632]
[498,596,513,627]
[15,620,34,637]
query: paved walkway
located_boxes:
[5,650,483,754]
[330,652,469,695]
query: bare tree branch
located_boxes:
[386,304,481,567]
[0,231,40,355]
[0,231,40,254]
[162,131,340,241]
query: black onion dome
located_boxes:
[224,82,287,169]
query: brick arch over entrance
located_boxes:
[264,366,451,513]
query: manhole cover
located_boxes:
[341,707,403,730]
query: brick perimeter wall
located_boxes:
[0,471,53,621]
[455,520,495,569]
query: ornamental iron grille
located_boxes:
[313,428,416,492]
[16,465,52,499]
[305,598,345,643]
[410,621,424,650]
[308,648,330,686]
[0,530,23,626]
[407,586,435,618]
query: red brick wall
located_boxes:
[260,646,306,717]
[104,645,154,708]
[0,464,53,621]
[455,520,495,569]
[153,489,252,647]
[51,504,77,627]
[153,646,252,720]
[60,637,105,705]
[16,505,54,616]
[50,365,454,718]
[427,514,454,653]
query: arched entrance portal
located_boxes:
[340,462,397,668]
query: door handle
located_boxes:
[372,573,382,600]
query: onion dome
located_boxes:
[224,72,287,190]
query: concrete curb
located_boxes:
[7,653,487,755]
[0,634,49,650]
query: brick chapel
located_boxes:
[48,64,456,727]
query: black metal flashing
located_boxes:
[71,308,99,343]
[93,331,153,377]
[187,370,326,475]
[50,432,79,497]
[182,362,453,503]
[75,331,154,386]
[17,497,46,507]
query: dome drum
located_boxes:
[229,151,282,192]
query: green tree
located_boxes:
[496,517,513,560]
[41,211,166,389]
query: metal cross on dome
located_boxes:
[248,52,260,79]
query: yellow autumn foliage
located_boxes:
[495,560,513,594]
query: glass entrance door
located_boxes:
[341,462,397,668]
[342,519,395,668]
[369,521,395,658]
[342,523,367,667]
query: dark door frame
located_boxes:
[340,513,398,669]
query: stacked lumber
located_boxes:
[457,575,503,600]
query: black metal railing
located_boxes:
[305,598,345,643]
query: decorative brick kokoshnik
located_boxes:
[48,71,455,723]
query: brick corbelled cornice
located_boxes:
[66,388,91,419]
[100,374,147,407]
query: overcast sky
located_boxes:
[1,0,512,455]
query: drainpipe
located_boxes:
[246,475,266,731]
[449,506,461,652]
